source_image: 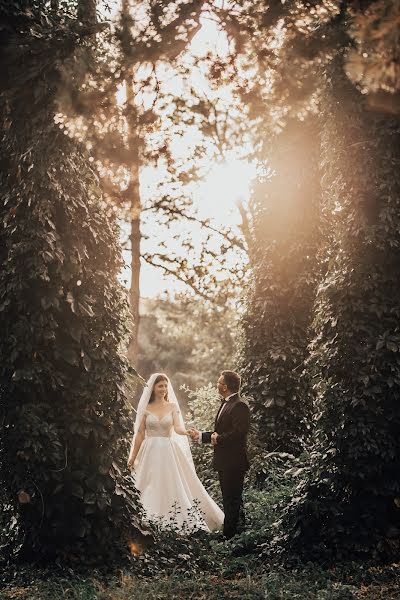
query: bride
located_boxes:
[127,373,224,532]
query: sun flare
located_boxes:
[196,156,257,224]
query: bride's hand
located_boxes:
[188,427,200,442]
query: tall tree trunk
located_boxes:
[77,0,97,24]
[127,120,141,366]
[121,0,142,366]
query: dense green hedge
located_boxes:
[277,73,400,561]
[239,119,320,457]
[0,3,141,561]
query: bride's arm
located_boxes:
[172,408,188,436]
[127,417,146,467]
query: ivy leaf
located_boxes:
[78,300,95,317]
[60,347,79,366]
[386,341,398,352]
[81,350,92,371]
[66,291,76,313]
[71,483,84,499]
[69,321,83,343]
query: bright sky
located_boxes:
[120,154,256,296]
[104,2,256,298]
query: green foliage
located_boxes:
[2,553,400,599]
[346,1,400,114]
[239,119,320,456]
[0,2,142,562]
[1,456,400,597]
[138,298,237,393]
[185,383,223,497]
[231,0,400,561]
[186,383,220,431]
[57,0,247,310]
[3,0,400,573]
[220,1,400,124]
[275,74,400,562]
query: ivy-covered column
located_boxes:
[281,75,400,561]
[239,119,320,459]
[0,6,141,561]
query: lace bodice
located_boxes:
[145,410,174,438]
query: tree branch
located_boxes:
[143,255,213,302]
[144,202,247,251]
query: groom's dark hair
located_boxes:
[221,370,241,393]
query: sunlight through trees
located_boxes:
[1,0,400,572]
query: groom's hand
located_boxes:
[211,432,218,445]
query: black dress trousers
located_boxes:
[218,468,246,539]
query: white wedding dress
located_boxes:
[133,407,224,531]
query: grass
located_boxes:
[1,563,400,600]
[1,471,399,599]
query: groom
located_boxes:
[189,370,250,540]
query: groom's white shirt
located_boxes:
[197,393,237,442]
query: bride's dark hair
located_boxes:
[149,373,169,404]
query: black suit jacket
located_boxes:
[201,394,250,472]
